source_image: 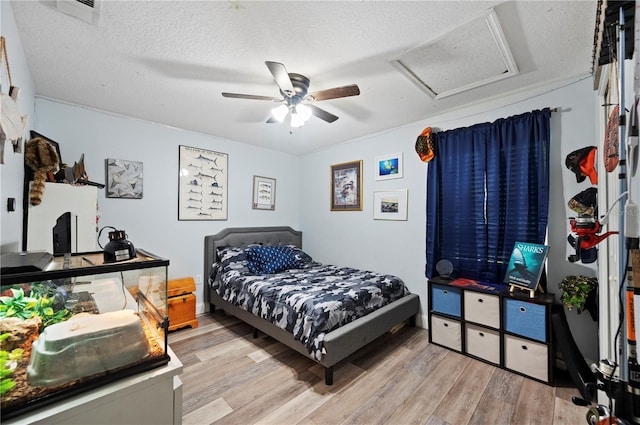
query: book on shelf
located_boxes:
[503,241,549,291]
[449,278,505,294]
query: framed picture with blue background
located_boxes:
[375,153,403,181]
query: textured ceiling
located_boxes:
[10,1,597,155]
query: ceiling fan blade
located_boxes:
[307,84,360,102]
[222,92,282,101]
[265,61,295,96]
[307,104,339,123]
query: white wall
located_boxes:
[1,0,604,361]
[32,97,300,313]
[38,81,601,360]
[0,0,35,252]
[299,76,601,361]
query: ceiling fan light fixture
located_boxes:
[296,104,312,122]
[290,104,312,128]
[224,61,359,126]
[271,104,289,122]
[290,111,306,128]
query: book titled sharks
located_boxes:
[503,241,549,291]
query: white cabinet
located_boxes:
[26,182,97,253]
[428,277,556,384]
[3,348,183,425]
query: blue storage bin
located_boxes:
[431,284,461,317]
[504,298,546,342]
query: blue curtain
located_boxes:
[426,108,550,282]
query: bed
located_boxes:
[204,226,420,385]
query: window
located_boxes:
[425,108,551,283]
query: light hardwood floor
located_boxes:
[168,312,588,425]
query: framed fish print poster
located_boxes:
[178,145,228,220]
[252,175,276,210]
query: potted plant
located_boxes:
[559,275,598,314]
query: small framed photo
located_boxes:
[375,153,403,180]
[105,159,143,199]
[252,175,276,210]
[331,160,363,211]
[373,189,408,220]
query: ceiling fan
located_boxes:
[222,61,360,127]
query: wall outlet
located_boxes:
[195,274,203,284]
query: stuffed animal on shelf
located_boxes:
[24,137,60,205]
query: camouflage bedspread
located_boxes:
[209,245,409,360]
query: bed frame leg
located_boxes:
[325,366,334,385]
[209,303,216,314]
[409,314,416,327]
[253,328,259,339]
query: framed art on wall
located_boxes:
[375,153,403,180]
[252,175,276,210]
[105,158,143,199]
[178,145,228,220]
[331,160,362,211]
[373,189,408,220]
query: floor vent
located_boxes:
[391,9,518,100]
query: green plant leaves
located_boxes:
[559,275,598,313]
[0,288,38,320]
[0,287,71,330]
[0,333,22,396]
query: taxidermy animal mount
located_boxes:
[24,137,59,205]
[63,153,87,184]
[55,154,105,189]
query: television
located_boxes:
[52,212,73,255]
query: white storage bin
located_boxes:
[465,324,500,365]
[504,334,548,382]
[464,292,500,328]
[430,315,461,351]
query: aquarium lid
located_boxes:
[1,251,53,274]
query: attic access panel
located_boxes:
[392,9,518,99]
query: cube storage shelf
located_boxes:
[428,276,556,384]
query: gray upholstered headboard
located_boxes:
[203,226,302,301]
